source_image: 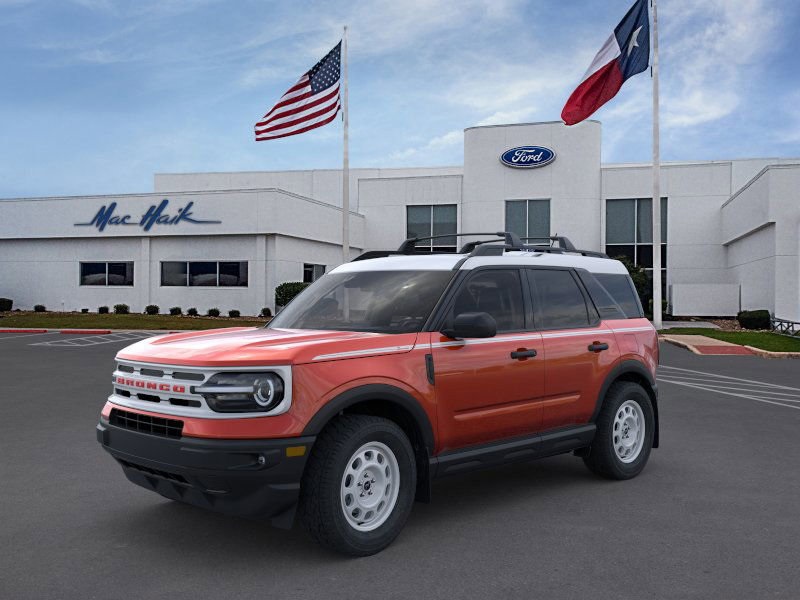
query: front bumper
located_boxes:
[97,419,315,528]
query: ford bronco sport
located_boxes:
[97,233,659,556]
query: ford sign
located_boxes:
[500,146,556,169]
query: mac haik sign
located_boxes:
[75,199,221,232]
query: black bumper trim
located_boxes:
[97,419,315,528]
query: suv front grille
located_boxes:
[109,408,183,439]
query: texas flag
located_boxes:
[561,0,650,126]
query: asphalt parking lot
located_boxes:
[1,331,799,599]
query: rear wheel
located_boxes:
[583,381,654,480]
[299,414,416,556]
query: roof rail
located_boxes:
[397,232,522,254]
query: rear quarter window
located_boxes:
[593,273,644,318]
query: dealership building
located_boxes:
[1,120,799,321]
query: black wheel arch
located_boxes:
[593,360,660,448]
[303,384,435,501]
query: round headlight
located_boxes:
[254,377,277,407]
[197,372,285,413]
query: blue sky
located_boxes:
[1,0,798,198]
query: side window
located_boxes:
[529,270,592,329]
[448,270,525,332]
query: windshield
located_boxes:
[268,270,454,333]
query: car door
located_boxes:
[430,268,545,451]
[526,268,619,431]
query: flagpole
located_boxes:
[651,0,662,330]
[341,25,350,264]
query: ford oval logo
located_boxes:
[500,146,556,169]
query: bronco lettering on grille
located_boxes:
[115,376,186,394]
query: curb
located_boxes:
[660,336,800,359]
[659,336,701,355]
[743,345,800,359]
[0,329,48,334]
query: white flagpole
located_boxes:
[341,25,350,264]
[651,0,662,329]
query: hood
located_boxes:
[115,326,420,367]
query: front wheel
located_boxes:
[583,381,655,480]
[299,415,417,556]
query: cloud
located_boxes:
[389,130,463,162]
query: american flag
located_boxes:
[254,41,342,141]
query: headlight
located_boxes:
[194,372,285,413]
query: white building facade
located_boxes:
[1,121,799,321]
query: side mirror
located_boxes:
[441,312,497,339]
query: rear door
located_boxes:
[431,268,545,451]
[526,268,619,431]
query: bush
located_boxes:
[0,298,12,312]
[275,282,310,307]
[207,308,220,317]
[34,304,46,312]
[144,304,159,315]
[169,306,182,316]
[260,307,272,318]
[227,309,241,318]
[98,306,109,314]
[113,304,130,315]
[737,309,771,330]
[81,308,89,313]
[187,307,198,316]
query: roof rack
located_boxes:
[397,232,523,254]
[351,233,608,261]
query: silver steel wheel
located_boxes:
[340,441,400,532]
[613,400,645,463]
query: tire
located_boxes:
[299,414,417,556]
[583,381,655,480]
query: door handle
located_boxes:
[510,349,537,360]
[588,342,609,352]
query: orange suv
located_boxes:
[97,233,659,556]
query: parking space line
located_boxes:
[656,374,800,392]
[658,377,800,411]
[31,331,158,347]
[0,331,59,341]
[659,365,800,392]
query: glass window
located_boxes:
[189,262,217,287]
[219,262,248,287]
[161,262,187,286]
[530,269,590,329]
[576,271,626,320]
[303,263,326,283]
[594,273,644,318]
[269,270,453,333]
[108,262,134,286]
[80,262,134,286]
[448,270,525,333]
[505,199,550,242]
[606,198,636,244]
[406,204,457,252]
[80,262,107,286]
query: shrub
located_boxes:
[260,307,272,318]
[187,307,198,316]
[98,306,109,314]
[81,308,89,313]
[207,308,220,317]
[275,282,310,307]
[34,304,46,312]
[228,309,241,318]
[144,304,159,315]
[169,306,182,316]
[113,304,130,315]
[737,309,771,330]
[0,298,12,312]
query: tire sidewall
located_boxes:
[325,421,416,554]
[598,383,655,478]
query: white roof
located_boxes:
[332,250,628,275]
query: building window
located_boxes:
[406,204,457,252]
[505,199,550,242]
[160,261,248,287]
[303,263,326,283]
[80,262,134,286]
[605,197,668,294]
